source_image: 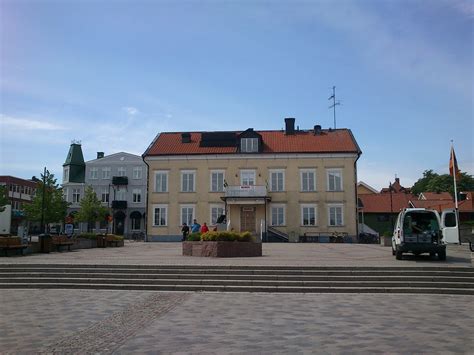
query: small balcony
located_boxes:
[224,185,268,198]
[112,176,128,185]
[112,200,127,209]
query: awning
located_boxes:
[223,197,270,205]
[130,211,142,219]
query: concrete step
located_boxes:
[0,282,473,295]
[2,277,473,289]
[1,272,473,283]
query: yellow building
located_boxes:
[143,118,361,242]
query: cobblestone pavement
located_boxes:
[1,290,473,354]
[0,242,471,267]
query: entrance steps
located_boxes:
[0,264,473,295]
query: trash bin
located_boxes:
[39,234,52,253]
[97,235,106,248]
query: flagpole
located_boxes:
[450,140,460,244]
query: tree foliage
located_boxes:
[0,185,9,213]
[76,186,109,232]
[412,169,474,195]
[24,171,69,227]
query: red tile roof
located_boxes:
[359,193,415,213]
[144,129,360,156]
[419,192,452,201]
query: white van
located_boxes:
[392,208,458,261]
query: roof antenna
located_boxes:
[328,86,341,129]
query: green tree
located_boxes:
[411,170,474,196]
[0,185,9,212]
[76,186,109,232]
[24,171,69,230]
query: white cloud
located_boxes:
[0,114,67,131]
[123,106,139,116]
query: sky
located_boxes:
[1,0,473,190]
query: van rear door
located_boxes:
[441,209,459,243]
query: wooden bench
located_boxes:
[51,235,74,252]
[0,237,28,256]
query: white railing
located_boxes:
[225,185,268,198]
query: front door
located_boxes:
[441,209,458,243]
[114,217,125,235]
[240,207,256,234]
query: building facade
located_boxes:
[143,118,361,242]
[62,143,147,236]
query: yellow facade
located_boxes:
[145,153,359,242]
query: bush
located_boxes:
[187,232,202,241]
[106,235,124,241]
[383,231,392,237]
[238,231,254,242]
[195,231,255,242]
[78,233,98,240]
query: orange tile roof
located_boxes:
[358,193,415,213]
[144,129,361,156]
[420,192,452,200]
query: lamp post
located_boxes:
[40,167,47,234]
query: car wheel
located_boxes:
[396,250,403,260]
[392,247,396,256]
[438,250,446,261]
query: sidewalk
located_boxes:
[0,242,471,267]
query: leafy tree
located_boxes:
[76,186,109,232]
[0,185,9,212]
[411,170,474,196]
[24,171,69,231]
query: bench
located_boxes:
[51,235,74,252]
[0,237,28,256]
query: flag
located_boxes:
[449,146,461,181]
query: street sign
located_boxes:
[65,224,74,236]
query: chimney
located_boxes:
[181,133,191,143]
[97,152,104,159]
[314,125,322,135]
[284,118,295,135]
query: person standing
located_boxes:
[181,223,190,241]
[201,222,209,233]
[191,219,201,233]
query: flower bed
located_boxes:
[183,231,262,257]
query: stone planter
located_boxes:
[183,241,262,257]
[72,238,97,250]
[380,235,392,247]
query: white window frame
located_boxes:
[240,169,256,186]
[153,204,168,226]
[270,204,286,226]
[132,188,141,203]
[300,169,316,192]
[328,204,344,226]
[269,169,285,192]
[210,204,225,225]
[102,167,111,179]
[90,167,98,180]
[180,204,195,226]
[63,188,68,202]
[118,167,126,177]
[181,170,196,192]
[241,137,259,152]
[72,188,81,203]
[131,216,141,231]
[133,167,142,180]
[210,170,225,192]
[154,171,168,192]
[301,204,317,226]
[63,167,69,183]
[327,169,343,192]
[101,187,109,203]
[116,188,126,201]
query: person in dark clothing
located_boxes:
[181,223,190,241]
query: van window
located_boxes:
[404,211,439,234]
[444,212,457,227]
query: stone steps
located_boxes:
[0,264,472,294]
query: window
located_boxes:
[101,188,109,203]
[327,169,343,191]
[63,167,69,183]
[90,167,98,179]
[131,217,141,230]
[72,188,81,203]
[102,167,111,179]
[181,205,195,226]
[328,204,344,226]
[301,204,317,226]
[133,167,142,179]
[271,204,285,226]
[63,188,68,202]
[132,189,141,203]
[153,205,167,226]
[154,171,168,192]
[181,171,195,192]
[118,167,126,177]
[210,170,225,192]
[210,204,225,224]
[300,169,316,192]
[444,212,457,228]
[240,170,256,186]
[241,138,259,152]
[269,170,285,192]
[116,188,126,201]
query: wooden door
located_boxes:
[240,207,256,234]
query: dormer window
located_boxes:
[241,138,259,153]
